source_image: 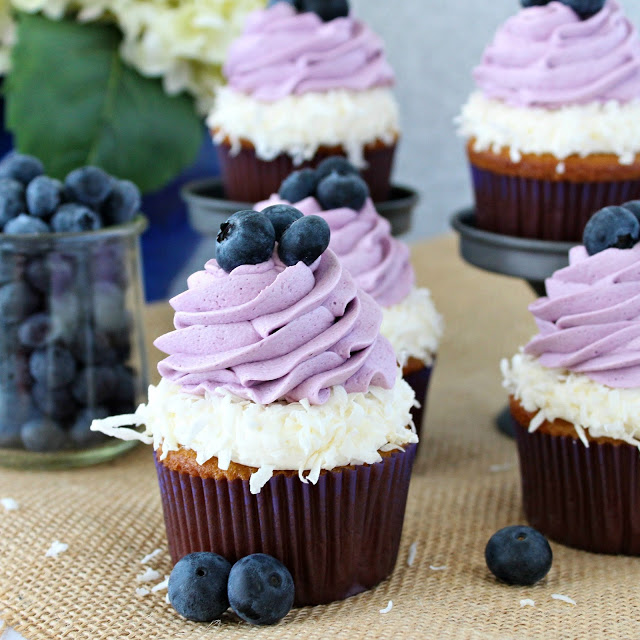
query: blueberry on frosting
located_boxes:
[278,168,318,203]
[216,210,276,273]
[316,171,369,211]
[315,155,359,182]
[261,204,303,239]
[520,0,550,6]
[296,0,349,22]
[583,206,640,256]
[622,200,640,224]
[278,215,330,266]
[520,0,605,19]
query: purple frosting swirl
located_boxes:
[257,195,414,307]
[474,0,640,107]
[223,3,395,101]
[525,244,640,388]
[155,249,397,405]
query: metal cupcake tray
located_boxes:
[182,177,419,239]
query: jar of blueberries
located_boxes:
[0,154,148,469]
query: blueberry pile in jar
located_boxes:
[0,152,142,452]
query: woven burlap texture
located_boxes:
[1,236,638,640]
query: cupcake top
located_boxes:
[475,0,640,109]
[503,204,640,445]
[223,2,394,102]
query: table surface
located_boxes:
[1,235,639,640]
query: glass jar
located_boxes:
[0,217,148,469]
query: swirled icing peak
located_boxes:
[223,2,395,101]
[155,249,397,405]
[258,194,414,307]
[525,243,640,387]
[474,0,640,108]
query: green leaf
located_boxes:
[5,12,203,193]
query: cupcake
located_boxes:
[207,0,399,203]
[257,159,444,437]
[93,207,417,605]
[458,0,640,241]
[503,203,640,554]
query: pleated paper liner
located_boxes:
[470,163,640,242]
[155,443,417,607]
[215,136,397,203]
[402,361,434,442]
[512,417,640,556]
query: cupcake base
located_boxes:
[402,358,434,441]
[154,443,417,606]
[468,143,640,242]
[216,135,397,203]
[511,397,640,556]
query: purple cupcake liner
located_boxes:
[216,141,396,204]
[403,364,433,442]
[155,443,417,607]
[470,163,640,242]
[513,419,640,555]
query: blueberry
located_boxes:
[262,204,304,240]
[0,153,44,185]
[0,389,35,447]
[109,364,136,412]
[520,0,550,6]
[64,166,113,209]
[101,179,141,226]
[0,282,40,323]
[25,176,63,219]
[32,383,77,421]
[315,155,359,182]
[70,406,109,448]
[18,313,60,349]
[90,241,128,287]
[0,178,26,227]
[216,210,276,273]
[21,417,68,452]
[269,0,296,5]
[297,0,349,21]
[560,0,605,19]
[72,365,118,406]
[4,214,50,235]
[485,525,552,586]
[278,169,318,203]
[583,206,640,255]
[70,331,117,366]
[109,327,132,361]
[51,203,102,233]
[278,215,330,267]
[29,345,77,389]
[93,281,128,332]
[168,552,232,623]
[0,352,31,388]
[623,200,640,224]
[0,251,17,286]
[316,172,369,211]
[49,291,82,343]
[25,253,75,294]
[227,554,294,626]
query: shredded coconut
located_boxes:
[136,568,161,583]
[45,541,68,558]
[458,92,640,165]
[209,86,399,166]
[92,375,417,494]
[379,600,393,614]
[1,498,18,511]
[165,593,170,604]
[140,549,162,565]
[135,588,150,597]
[520,599,535,607]
[489,463,513,473]
[502,352,640,446]
[429,565,447,571]
[152,577,169,593]
[381,287,443,368]
[407,542,418,567]
[552,594,577,605]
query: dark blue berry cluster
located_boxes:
[520,0,605,19]
[485,526,553,586]
[0,152,141,235]
[583,201,640,255]
[169,552,294,626]
[216,206,330,272]
[268,0,349,22]
[279,155,370,211]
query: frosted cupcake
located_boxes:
[208,0,399,202]
[458,0,640,241]
[257,159,443,437]
[503,203,640,554]
[93,207,417,605]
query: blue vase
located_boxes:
[141,131,219,301]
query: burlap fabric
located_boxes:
[1,235,638,640]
